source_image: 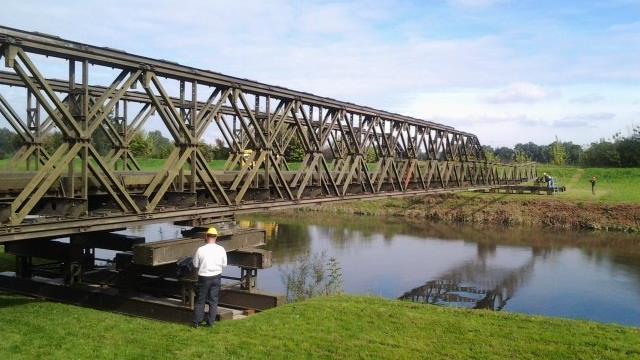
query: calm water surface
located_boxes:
[124,214,640,327]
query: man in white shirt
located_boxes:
[192,227,227,328]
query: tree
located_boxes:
[549,136,566,166]
[481,145,496,162]
[147,130,173,158]
[514,150,531,163]
[200,138,230,162]
[212,138,230,159]
[581,140,620,167]
[579,126,639,167]
[199,143,216,162]
[514,142,549,163]
[616,137,640,167]
[562,142,583,166]
[129,132,153,158]
[0,128,22,159]
[42,131,64,155]
[285,136,305,163]
[494,147,515,163]
[365,147,378,163]
[612,126,640,167]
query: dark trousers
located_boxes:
[193,274,221,325]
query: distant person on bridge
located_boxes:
[590,176,597,195]
[192,227,227,328]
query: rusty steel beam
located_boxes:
[0,272,235,322]
[219,288,284,311]
[132,229,266,266]
[72,232,145,252]
[226,248,272,269]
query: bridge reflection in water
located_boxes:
[235,215,640,325]
[398,248,547,311]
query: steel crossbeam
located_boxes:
[0,26,536,242]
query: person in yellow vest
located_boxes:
[192,227,227,328]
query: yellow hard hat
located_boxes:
[206,227,218,236]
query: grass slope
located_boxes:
[0,294,638,359]
[536,165,640,204]
[0,217,639,358]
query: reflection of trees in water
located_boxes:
[242,220,312,263]
[244,212,640,253]
[316,226,386,248]
[399,247,548,311]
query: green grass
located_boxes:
[0,294,638,359]
[534,165,640,204]
[456,165,640,205]
[0,248,639,359]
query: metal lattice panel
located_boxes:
[0,26,536,242]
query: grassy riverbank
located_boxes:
[535,165,640,204]
[0,292,638,359]
[1,238,640,358]
[310,166,640,232]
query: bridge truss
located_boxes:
[0,26,536,242]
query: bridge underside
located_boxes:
[0,26,536,243]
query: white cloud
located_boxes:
[484,83,556,104]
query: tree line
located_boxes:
[483,125,640,167]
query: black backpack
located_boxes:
[176,256,196,278]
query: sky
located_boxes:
[0,0,639,147]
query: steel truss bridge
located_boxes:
[0,26,536,243]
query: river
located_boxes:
[122,213,640,327]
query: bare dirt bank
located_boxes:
[303,193,640,233]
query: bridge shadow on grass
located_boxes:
[0,292,44,308]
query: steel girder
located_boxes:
[0,26,536,242]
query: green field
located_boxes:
[531,165,640,204]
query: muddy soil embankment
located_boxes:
[302,194,640,233]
